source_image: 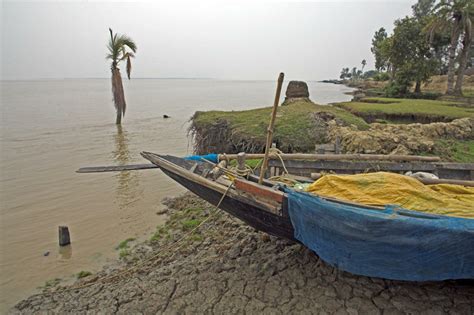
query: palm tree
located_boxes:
[361,59,367,73]
[106,28,137,124]
[453,4,472,95]
[427,0,473,95]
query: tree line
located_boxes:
[372,0,472,96]
[340,0,472,97]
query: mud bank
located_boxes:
[189,100,368,155]
[12,193,474,314]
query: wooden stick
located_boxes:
[223,153,441,162]
[77,164,158,173]
[209,160,228,180]
[236,152,247,172]
[259,72,285,184]
[310,172,474,187]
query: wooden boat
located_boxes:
[139,152,474,281]
[140,152,296,240]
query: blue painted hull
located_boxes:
[286,189,474,281]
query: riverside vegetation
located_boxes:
[190,74,474,162]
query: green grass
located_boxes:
[335,97,474,123]
[432,139,474,163]
[150,207,206,242]
[181,219,202,231]
[194,100,368,131]
[40,278,61,289]
[150,225,170,242]
[76,271,92,279]
[192,100,369,153]
[119,249,130,258]
[116,237,136,250]
[116,237,135,258]
[461,88,474,98]
[229,158,262,169]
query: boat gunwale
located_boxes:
[141,152,282,215]
[143,152,473,221]
[141,152,387,212]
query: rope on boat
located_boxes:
[265,148,301,187]
[30,181,235,297]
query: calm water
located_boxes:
[0,79,353,311]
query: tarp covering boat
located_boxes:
[286,188,474,281]
[306,172,474,219]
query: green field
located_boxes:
[432,140,474,163]
[335,97,474,123]
[193,99,369,131]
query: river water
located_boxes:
[0,79,353,311]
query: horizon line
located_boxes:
[1,76,329,82]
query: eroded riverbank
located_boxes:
[12,193,474,314]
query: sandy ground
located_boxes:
[12,193,474,314]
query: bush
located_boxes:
[384,81,406,97]
[405,91,443,100]
[362,70,378,79]
[373,72,390,81]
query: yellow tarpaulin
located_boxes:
[306,172,474,219]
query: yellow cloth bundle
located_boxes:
[306,172,474,219]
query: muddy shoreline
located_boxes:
[12,193,474,314]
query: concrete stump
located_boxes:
[285,81,309,98]
[283,81,310,104]
[58,226,71,246]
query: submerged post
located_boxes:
[259,73,285,184]
[58,226,71,246]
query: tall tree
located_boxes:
[389,17,438,95]
[371,28,389,71]
[340,67,350,79]
[351,67,358,80]
[361,59,367,72]
[454,4,472,95]
[428,0,473,95]
[412,0,436,19]
[106,28,137,124]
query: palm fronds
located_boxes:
[106,28,137,76]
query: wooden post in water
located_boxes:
[259,73,285,184]
[58,226,71,246]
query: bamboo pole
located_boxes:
[77,164,158,173]
[222,153,441,163]
[259,72,285,184]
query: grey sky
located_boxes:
[1,0,415,80]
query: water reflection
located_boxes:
[112,125,143,210]
[58,245,72,260]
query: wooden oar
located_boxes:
[76,164,159,173]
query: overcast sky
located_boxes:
[1,0,416,81]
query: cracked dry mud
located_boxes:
[12,193,474,314]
